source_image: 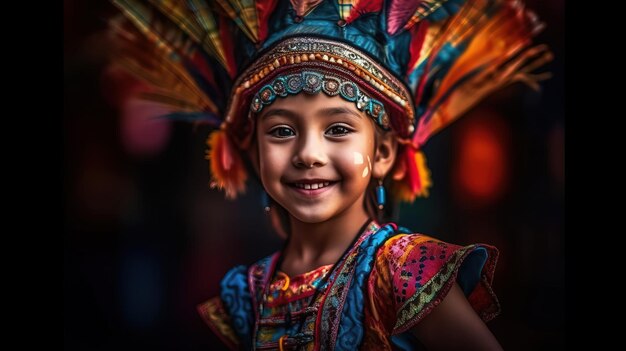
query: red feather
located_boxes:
[290,0,323,17]
[407,20,428,77]
[387,0,423,35]
[218,14,237,79]
[345,0,384,24]
[405,148,421,194]
[256,0,279,42]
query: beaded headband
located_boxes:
[250,70,391,131]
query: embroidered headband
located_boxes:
[250,70,391,131]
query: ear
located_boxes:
[372,131,398,179]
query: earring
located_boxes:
[261,191,271,212]
[376,179,386,210]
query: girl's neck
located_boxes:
[280,203,370,277]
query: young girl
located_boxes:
[108,0,551,349]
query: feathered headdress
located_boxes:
[108,0,551,201]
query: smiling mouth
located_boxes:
[287,180,339,195]
[293,181,331,190]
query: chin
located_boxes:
[287,206,334,224]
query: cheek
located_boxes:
[258,143,287,178]
[351,151,370,178]
[349,135,374,179]
[336,145,373,180]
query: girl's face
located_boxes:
[256,93,377,223]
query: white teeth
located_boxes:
[295,182,332,190]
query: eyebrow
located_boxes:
[260,106,362,121]
[318,107,363,119]
[260,108,299,120]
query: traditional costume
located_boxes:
[108,0,550,349]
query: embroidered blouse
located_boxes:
[198,221,500,350]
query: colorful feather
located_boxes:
[406,21,429,79]
[402,0,467,33]
[387,0,424,35]
[290,0,323,17]
[256,0,279,42]
[391,148,432,202]
[218,14,238,79]
[413,0,552,147]
[109,1,224,113]
[215,0,259,42]
[206,129,248,199]
[110,31,220,114]
[411,0,492,109]
[111,0,181,56]
[187,0,237,75]
[111,50,217,115]
[343,0,383,23]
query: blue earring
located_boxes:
[376,179,386,210]
[261,191,271,212]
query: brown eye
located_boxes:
[269,127,295,138]
[326,125,352,136]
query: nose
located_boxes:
[292,132,328,169]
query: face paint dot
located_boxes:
[353,152,364,165]
[367,155,372,170]
[362,166,369,178]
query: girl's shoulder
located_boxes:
[375,229,499,273]
[369,227,501,334]
[373,225,499,282]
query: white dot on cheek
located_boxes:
[367,155,372,171]
[362,166,369,178]
[353,152,364,165]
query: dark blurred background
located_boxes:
[64,1,564,350]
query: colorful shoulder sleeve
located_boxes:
[369,233,500,335]
[197,296,239,350]
[197,265,254,350]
